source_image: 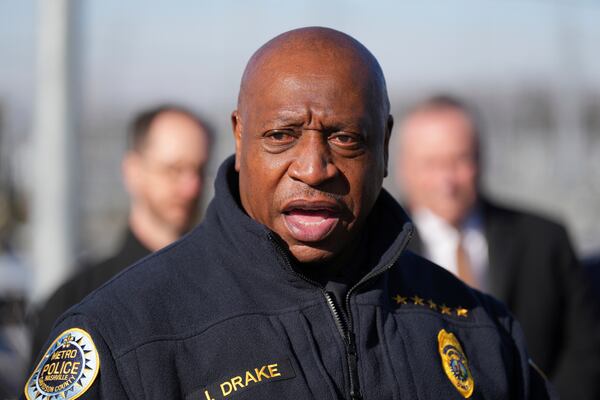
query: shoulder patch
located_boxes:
[438,329,474,398]
[25,328,100,400]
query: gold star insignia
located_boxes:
[456,308,469,318]
[440,304,452,315]
[411,295,425,305]
[393,294,407,305]
[427,299,437,310]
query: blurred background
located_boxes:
[0,0,599,390]
[1,0,600,297]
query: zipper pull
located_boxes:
[347,331,357,355]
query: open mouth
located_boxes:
[282,201,341,242]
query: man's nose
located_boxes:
[434,163,460,193]
[288,133,338,187]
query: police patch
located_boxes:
[437,329,474,398]
[25,328,99,400]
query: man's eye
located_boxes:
[335,135,354,143]
[330,133,360,147]
[265,130,295,143]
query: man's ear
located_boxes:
[231,110,243,172]
[383,114,394,177]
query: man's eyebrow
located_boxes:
[260,111,306,127]
[258,109,372,132]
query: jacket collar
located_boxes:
[204,155,414,283]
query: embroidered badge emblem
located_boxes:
[438,329,474,398]
[25,328,100,400]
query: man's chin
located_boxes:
[286,242,338,265]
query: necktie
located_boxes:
[456,236,477,288]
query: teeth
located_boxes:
[296,219,327,226]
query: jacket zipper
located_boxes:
[323,291,362,399]
[269,225,413,400]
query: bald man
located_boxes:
[24,29,555,400]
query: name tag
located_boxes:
[186,359,296,399]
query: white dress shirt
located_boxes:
[412,207,489,291]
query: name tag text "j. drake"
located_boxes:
[188,359,296,399]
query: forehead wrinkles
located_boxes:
[259,72,367,107]
[240,60,382,131]
[248,80,374,136]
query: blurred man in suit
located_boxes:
[395,94,600,399]
[31,104,212,361]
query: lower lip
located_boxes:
[283,210,340,242]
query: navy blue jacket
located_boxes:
[25,157,556,400]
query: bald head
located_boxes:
[231,27,394,266]
[237,27,389,118]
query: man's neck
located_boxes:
[128,209,181,252]
[298,231,368,287]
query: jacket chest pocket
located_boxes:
[387,312,514,400]
[184,359,297,399]
[177,313,337,400]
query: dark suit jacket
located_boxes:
[407,198,600,400]
[583,255,600,306]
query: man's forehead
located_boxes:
[244,75,374,128]
[400,110,478,156]
[403,107,472,135]
[250,72,367,103]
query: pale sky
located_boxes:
[1,0,599,123]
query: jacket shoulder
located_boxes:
[56,227,211,354]
[391,250,514,329]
